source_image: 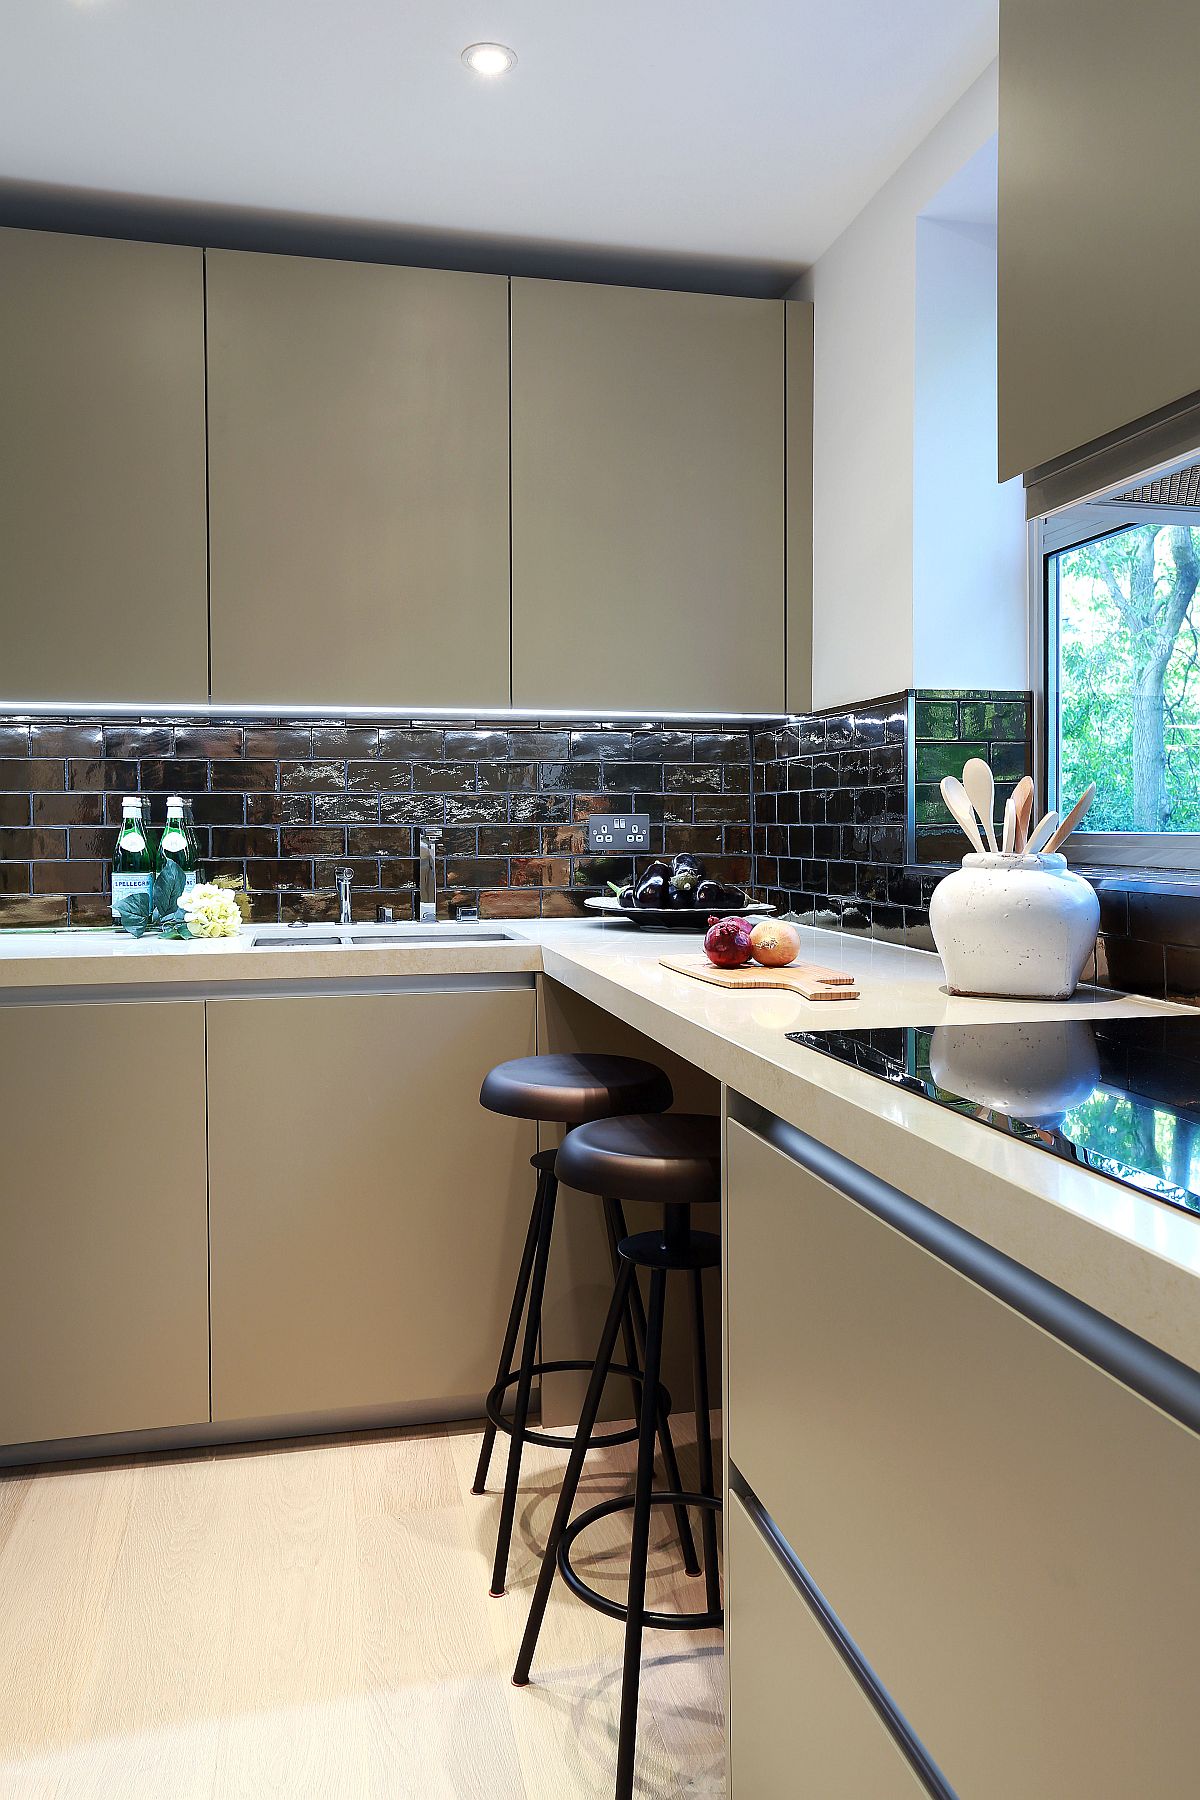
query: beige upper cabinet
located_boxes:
[785,300,814,714]
[511,278,785,713]
[998,0,1200,481]
[0,1001,209,1449]
[0,227,207,703]
[206,251,510,708]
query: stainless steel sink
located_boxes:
[250,928,514,949]
[251,934,345,949]
[347,931,513,945]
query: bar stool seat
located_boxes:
[480,1052,672,1124]
[556,1113,721,1207]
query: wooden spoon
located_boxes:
[940,776,986,855]
[1044,782,1097,852]
[1026,811,1059,854]
[1010,775,1035,852]
[961,757,999,853]
[1002,793,1017,854]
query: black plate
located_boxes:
[584,897,774,932]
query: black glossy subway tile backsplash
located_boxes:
[9,693,1191,1003]
[751,693,938,949]
[751,689,1034,954]
[0,715,755,927]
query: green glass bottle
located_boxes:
[157,794,199,896]
[111,797,154,923]
[182,799,203,881]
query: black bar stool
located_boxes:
[511,1112,723,1800]
[474,1053,701,1599]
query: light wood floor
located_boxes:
[0,1419,725,1799]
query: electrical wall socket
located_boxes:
[587,813,652,852]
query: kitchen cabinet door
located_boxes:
[511,278,784,713]
[0,227,208,703]
[207,252,510,708]
[785,299,814,714]
[726,1117,1200,1800]
[998,0,1200,481]
[0,1001,209,1448]
[727,1494,925,1800]
[206,988,536,1422]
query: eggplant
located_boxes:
[633,861,672,909]
[607,880,638,910]
[694,878,747,910]
[667,852,705,902]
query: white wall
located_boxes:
[795,62,1015,710]
[913,189,1027,688]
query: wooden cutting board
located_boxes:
[660,954,860,1001]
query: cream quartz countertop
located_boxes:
[1,915,1196,1369]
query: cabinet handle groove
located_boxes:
[730,1467,958,1800]
[732,1101,1200,1437]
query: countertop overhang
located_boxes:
[1,917,1195,1370]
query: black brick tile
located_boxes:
[280,760,346,791]
[381,793,446,825]
[140,759,208,793]
[32,724,103,758]
[177,725,245,758]
[315,793,380,824]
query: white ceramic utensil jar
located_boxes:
[929,853,1100,1000]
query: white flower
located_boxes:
[179,883,243,939]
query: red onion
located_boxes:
[703,915,754,968]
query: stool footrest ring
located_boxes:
[484,1362,672,1454]
[557,1491,724,1630]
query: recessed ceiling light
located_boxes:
[461,42,517,78]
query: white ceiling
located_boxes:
[0,0,998,284]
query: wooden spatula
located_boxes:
[962,757,999,853]
[1010,776,1035,851]
[1044,782,1096,852]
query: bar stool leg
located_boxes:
[512,1261,635,1685]
[688,1267,722,1619]
[614,1265,668,1800]
[490,1172,558,1597]
[472,1166,549,1497]
[602,1199,700,1579]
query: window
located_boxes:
[1043,467,1200,868]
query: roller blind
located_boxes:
[1024,390,1200,520]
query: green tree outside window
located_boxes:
[1058,524,1200,832]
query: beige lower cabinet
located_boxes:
[726,1117,1200,1799]
[0,1000,209,1448]
[727,1493,924,1799]
[206,987,536,1422]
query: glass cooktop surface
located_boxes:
[787,1014,1200,1217]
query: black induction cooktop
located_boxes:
[787,1014,1200,1217]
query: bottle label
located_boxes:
[179,869,198,894]
[112,871,153,921]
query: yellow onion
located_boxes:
[749,920,801,967]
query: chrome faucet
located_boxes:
[417,828,441,923]
[336,866,354,925]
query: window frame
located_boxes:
[1038,507,1200,872]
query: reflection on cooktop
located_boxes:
[787,1015,1200,1217]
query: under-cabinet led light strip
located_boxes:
[0,698,794,723]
